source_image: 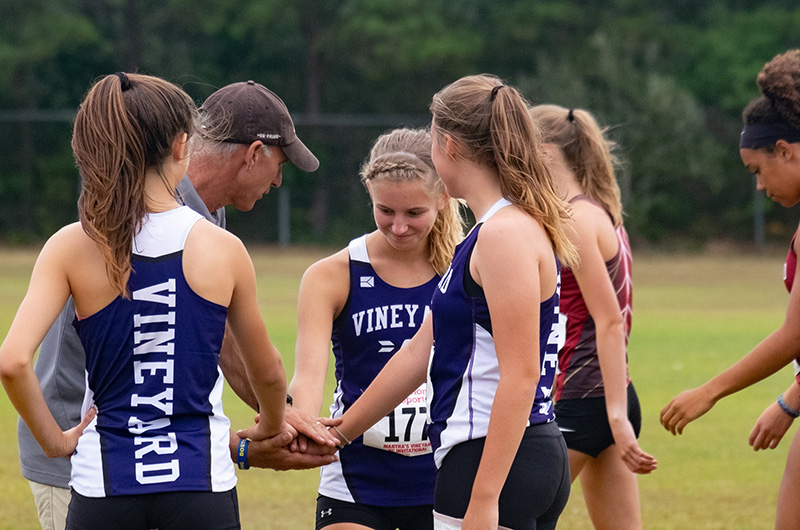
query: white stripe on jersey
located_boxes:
[208,367,236,492]
[434,324,517,468]
[71,372,104,496]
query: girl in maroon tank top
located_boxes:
[530,105,657,530]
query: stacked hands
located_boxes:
[57,402,344,472]
[232,406,340,470]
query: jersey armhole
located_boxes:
[463,242,483,298]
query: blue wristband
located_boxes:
[237,438,250,470]
[777,394,800,419]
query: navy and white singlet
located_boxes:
[319,235,438,506]
[427,199,561,468]
[70,206,236,498]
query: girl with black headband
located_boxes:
[530,104,657,530]
[661,49,800,530]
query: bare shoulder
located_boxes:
[569,198,618,261]
[479,205,549,251]
[299,247,351,313]
[43,222,101,264]
[187,219,245,253]
[183,219,252,278]
[570,198,612,230]
[47,221,91,247]
[475,206,558,294]
[303,247,349,285]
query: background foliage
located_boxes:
[2,0,800,246]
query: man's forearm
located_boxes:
[219,326,258,410]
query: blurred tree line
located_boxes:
[2,0,800,248]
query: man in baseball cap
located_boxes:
[200,80,319,172]
[188,80,319,213]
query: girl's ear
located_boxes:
[775,139,795,161]
[540,142,559,163]
[443,133,462,161]
[436,190,450,211]
[172,132,189,161]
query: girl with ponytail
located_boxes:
[661,49,800,530]
[0,73,291,529]
[323,75,574,530]
[289,127,463,530]
[531,104,657,530]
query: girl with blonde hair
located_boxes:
[289,127,463,530]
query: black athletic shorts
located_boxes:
[554,382,642,458]
[316,495,433,530]
[65,488,240,530]
[434,422,570,530]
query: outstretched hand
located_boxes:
[660,387,715,435]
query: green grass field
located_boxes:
[0,245,794,529]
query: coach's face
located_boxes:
[231,144,288,211]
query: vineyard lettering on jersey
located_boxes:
[129,279,179,485]
[538,303,560,416]
[351,304,430,337]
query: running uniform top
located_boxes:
[782,232,800,382]
[785,232,797,293]
[319,235,438,506]
[427,198,560,468]
[70,206,236,498]
[555,195,632,401]
[18,176,224,490]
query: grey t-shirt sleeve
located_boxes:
[18,298,86,487]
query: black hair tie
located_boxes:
[567,108,575,123]
[114,72,132,92]
[490,85,505,101]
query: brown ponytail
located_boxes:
[430,75,578,268]
[530,104,623,227]
[72,73,195,297]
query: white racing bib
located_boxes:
[363,383,431,456]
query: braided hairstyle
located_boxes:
[360,128,464,275]
[743,49,800,147]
